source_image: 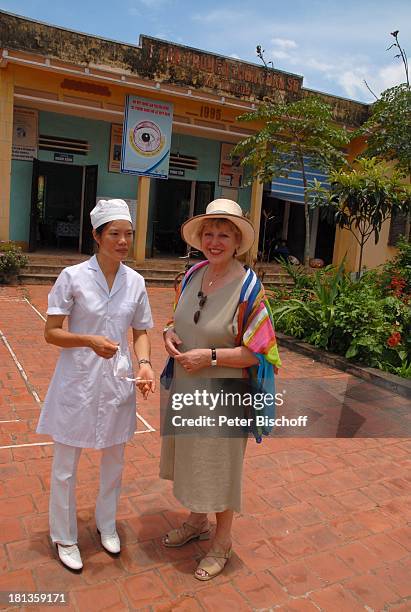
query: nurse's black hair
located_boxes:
[94,222,109,236]
[93,222,109,250]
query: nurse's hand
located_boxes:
[88,335,119,359]
[164,328,183,358]
[136,363,155,399]
[175,349,210,373]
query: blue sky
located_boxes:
[1,0,410,103]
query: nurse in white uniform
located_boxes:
[37,199,155,571]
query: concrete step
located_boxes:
[143,277,179,287]
[18,272,293,288]
[20,261,294,287]
[18,272,179,287]
[18,273,61,285]
[264,277,294,286]
[26,255,187,271]
[22,265,73,275]
[21,263,184,278]
[25,256,89,267]
[132,260,189,271]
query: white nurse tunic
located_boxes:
[37,255,153,449]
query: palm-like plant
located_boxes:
[271,261,347,348]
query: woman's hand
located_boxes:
[164,328,183,357]
[175,349,210,373]
[88,335,119,359]
[136,363,155,399]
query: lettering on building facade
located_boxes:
[0,12,368,125]
[61,79,111,97]
[147,41,302,101]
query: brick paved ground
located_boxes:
[0,284,410,611]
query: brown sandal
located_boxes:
[194,546,232,581]
[162,521,211,548]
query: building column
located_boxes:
[246,178,264,265]
[133,176,150,263]
[332,226,358,273]
[0,66,14,242]
[282,202,290,240]
[309,207,319,259]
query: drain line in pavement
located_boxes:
[20,298,156,435]
[0,419,22,423]
[0,304,155,442]
[0,328,42,404]
[24,297,46,322]
[0,440,54,449]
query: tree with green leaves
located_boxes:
[360,83,411,171]
[234,96,350,266]
[310,158,411,276]
[358,31,411,240]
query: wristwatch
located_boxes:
[163,324,174,335]
[211,348,217,367]
[138,358,152,366]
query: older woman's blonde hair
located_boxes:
[196,218,242,244]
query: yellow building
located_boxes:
[0,10,402,270]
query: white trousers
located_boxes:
[49,442,125,545]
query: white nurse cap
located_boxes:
[90,199,132,229]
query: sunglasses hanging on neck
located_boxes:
[194,291,207,324]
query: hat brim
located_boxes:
[181,212,255,256]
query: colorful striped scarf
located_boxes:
[166,260,281,442]
[174,260,281,369]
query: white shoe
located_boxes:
[100,531,121,554]
[57,544,83,571]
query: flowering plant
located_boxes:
[270,256,411,378]
[387,331,402,347]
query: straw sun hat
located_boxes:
[181,199,255,256]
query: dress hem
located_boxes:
[174,497,240,514]
[173,488,241,514]
[159,473,242,512]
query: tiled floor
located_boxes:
[0,284,410,611]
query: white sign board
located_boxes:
[121,95,173,179]
[12,108,38,161]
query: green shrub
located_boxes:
[379,237,411,295]
[0,242,28,282]
[269,258,411,379]
[331,276,402,368]
[270,262,347,349]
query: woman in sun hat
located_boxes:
[160,198,281,580]
[37,198,155,572]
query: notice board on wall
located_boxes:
[121,95,173,179]
[12,108,38,161]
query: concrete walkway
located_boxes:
[0,284,410,611]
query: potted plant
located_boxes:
[0,241,28,285]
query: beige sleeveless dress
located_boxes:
[160,266,248,513]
